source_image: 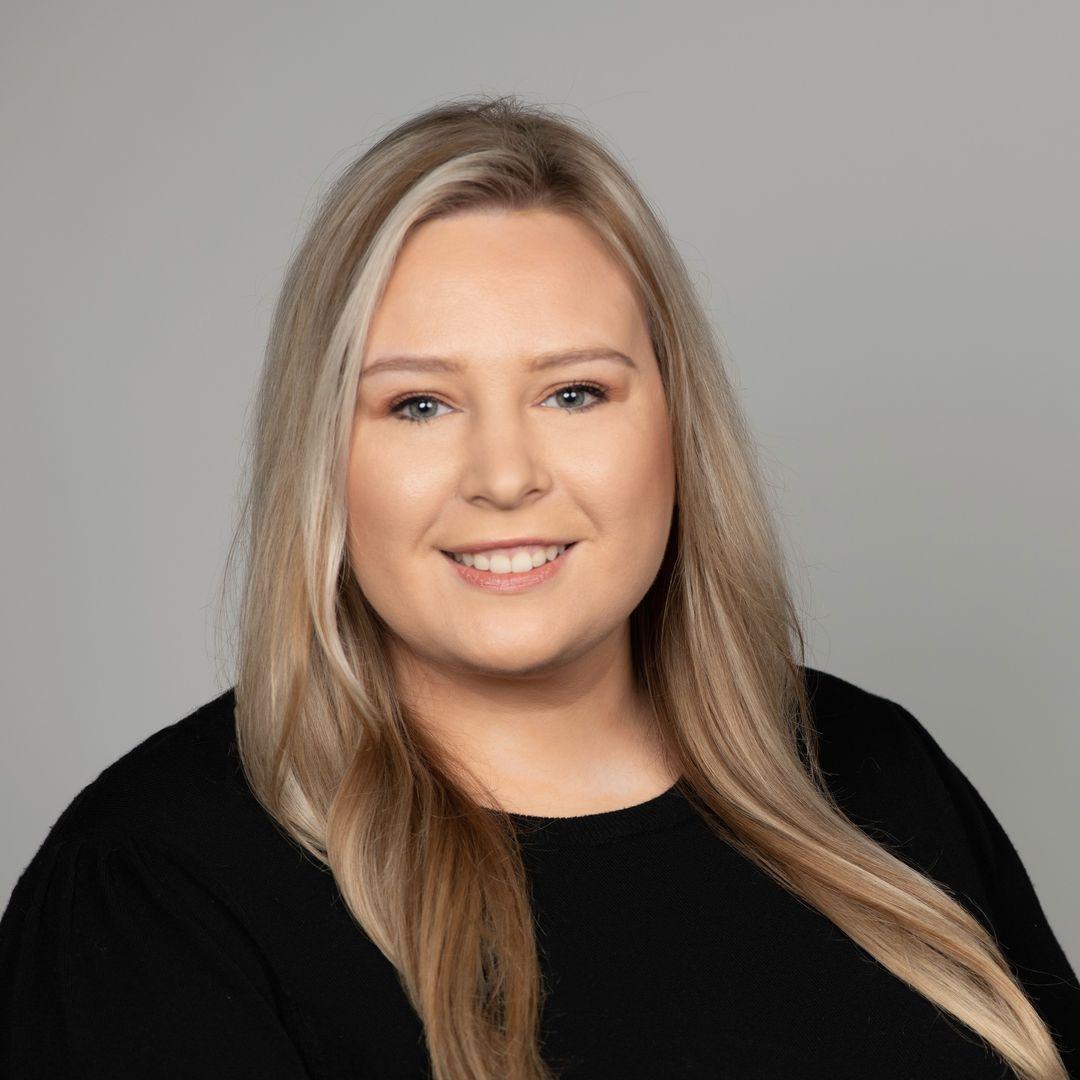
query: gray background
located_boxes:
[2,1,1076,964]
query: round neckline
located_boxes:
[492,779,698,847]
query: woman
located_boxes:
[1,95,1076,1080]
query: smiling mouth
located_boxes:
[440,541,577,573]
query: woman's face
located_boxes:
[347,207,675,681]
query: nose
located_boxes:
[456,407,553,509]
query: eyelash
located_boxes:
[386,381,611,426]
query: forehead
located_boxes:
[365,208,646,356]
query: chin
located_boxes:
[445,630,576,675]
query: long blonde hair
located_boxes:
[217,94,1069,1079]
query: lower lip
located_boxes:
[440,543,578,592]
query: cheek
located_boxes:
[568,420,675,600]
[580,410,675,532]
[619,443,676,596]
[345,430,436,563]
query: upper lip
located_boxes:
[440,537,577,555]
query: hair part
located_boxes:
[216,93,1070,1079]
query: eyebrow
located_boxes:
[358,346,637,380]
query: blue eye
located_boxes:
[388,395,449,424]
[544,383,609,413]
[388,382,610,426]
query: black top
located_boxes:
[1,667,1077,1079]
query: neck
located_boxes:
[387,626,677,816]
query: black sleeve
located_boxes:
[0,830,314,1079]
[886,700,1080,1075]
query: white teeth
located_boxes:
[453,543,567,573]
